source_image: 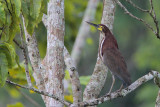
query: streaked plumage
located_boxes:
[87,22,131,91]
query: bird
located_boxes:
[86,21,131,94]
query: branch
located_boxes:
[115,0,160,39]
[46,0,65,106]
[42,14,48,29]
[115,0,155,34]
[71,0,100,66]
[22,17,46,101]
[6,80,71,107]
[126,0,149,12]
[83,0,116,103]
[156,89,160,107]
[13,39,24,49]
[13,38,32,87]
[149,0,159,39]
[71,70,160,106]
[64,47,82,104]
[19,23,32,88]
[42,14,82,104]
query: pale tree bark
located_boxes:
[46,0,65,107]
[42,14,82,105]
[71,0,100,66]
[64,47,82,104]
[22,17,46,102]
[83,0,116,103]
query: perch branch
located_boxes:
[71,70,160,106]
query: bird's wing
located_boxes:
[102,48,131,85]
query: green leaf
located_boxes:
[41,0,48,14]
[21,0,29,27]
[7,102,24,107]
[8,14,20,42]
[0,43,20,68]
[79,76,91,86]
[13,0,21,17]
[0,53,8,87]
[4,43,20,67]
[0,3,6,25]
[30,0,42,19]
[0,47,12,68]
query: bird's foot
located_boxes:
[105,92,112,101]
[106,92,111,96]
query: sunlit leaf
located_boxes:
[64,95,73,103]
[3,43,20,67]
[65,70,70,80]
[79,76,91,86]
[21,0,29,27]
[7,102,24,107]
[8,14,20,42]
[30,0,42,19]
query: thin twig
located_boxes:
[149,0,159,38]
[13,39,24,49]
[126,0,149,12]
[19,23,32,87]
[13,26,32,87]
[6,80,71,107]
[64,47,82,104]
[71,70,160,106]
[115,0,156,34]
[16,88,42,107]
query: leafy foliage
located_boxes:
[0,42,20,86]
[0,53,8,86]
[8,63,34,85]
[21,0,48,35]
[0,0,48,87]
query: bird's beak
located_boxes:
[86,21,102,31]
[86,21,99,28]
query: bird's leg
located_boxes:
[117,84,123,92]
[108,75,115,95]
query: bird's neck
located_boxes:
[99,32,118,59]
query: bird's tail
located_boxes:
[123,77,132,87]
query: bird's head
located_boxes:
[86,21,110,33]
